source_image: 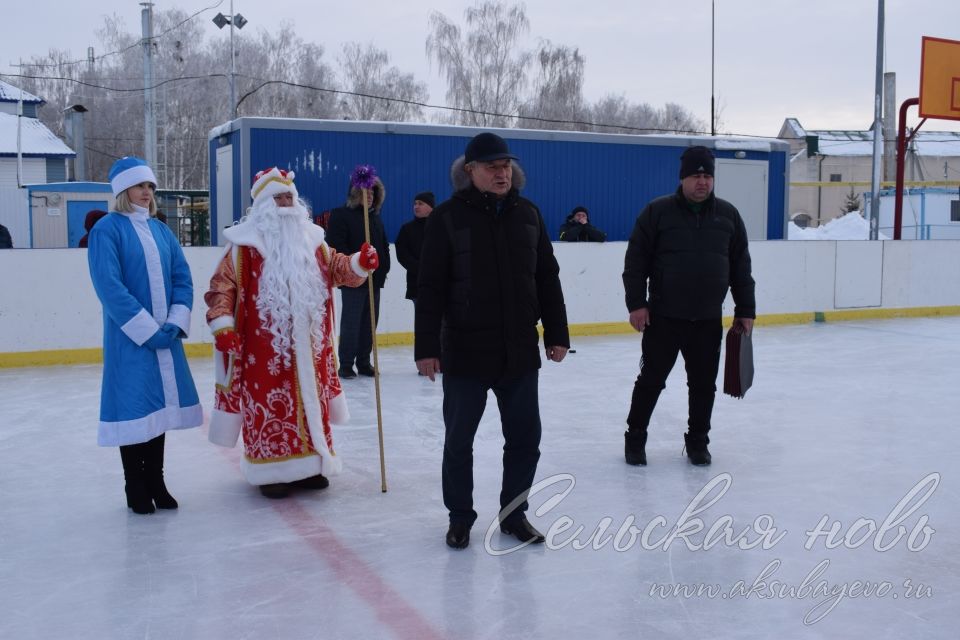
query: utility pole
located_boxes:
[141,2,157,170]
[868,0,884,240]
[230,0,236,117]
[883,72,896,182]
[16,58,23,188]
[710,0,716,136]
[213,1,248,120]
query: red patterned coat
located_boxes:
[205,221,366,485]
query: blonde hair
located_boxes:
[115,188,158,217]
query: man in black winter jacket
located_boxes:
[622,146,755,467]
[326,176,391,378]
[415,132,570,550]
[394,191,434,302]
[559,205,606,242]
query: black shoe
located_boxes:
[500,517,545,544]
[356,362,375,377]
[292,474,329,490]
[684,433,712,466]
[149,482,179,510]
[446,521,471,549]
[338,366,357,379]
[259,483,292,499]
[624,429,647,466]
[144,434,178,509]
[120,443,155,514]
[125,484,156,514]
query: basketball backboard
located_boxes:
[919,36,960,121]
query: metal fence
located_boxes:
[156,190,210,246]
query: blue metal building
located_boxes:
[208,118,790,246]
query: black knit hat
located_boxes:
[679,146,715,179]
[464,132,518,163]
[414,191,435,208]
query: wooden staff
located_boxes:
[352,165,387,492]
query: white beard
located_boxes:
[245,199,328,368]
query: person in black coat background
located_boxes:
[0,223,12,249]
[394,191,434,302]
[622,146,755,467]
[326,176,391,378]
[415,132,569,550]
[78,209,108,248]
[559,205,606,242]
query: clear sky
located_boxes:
[3,0,959,137]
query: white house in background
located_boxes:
[0,79,76,247]
[778,117,960,228]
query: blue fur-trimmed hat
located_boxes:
[108,156,157,196]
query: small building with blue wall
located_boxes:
[0,79,76,247]
[208,118,790,246]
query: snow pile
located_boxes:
[788,211,889,240]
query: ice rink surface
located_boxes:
[2,317,958,639]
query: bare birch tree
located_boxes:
[588,94,705,135]
[426,1,531,126]
[338,43,428,122]
[517,41,586,131]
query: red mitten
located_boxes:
[358,242,379,271]
[214,329,242,355]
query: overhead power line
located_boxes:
[3,70,765,138]
[10,0,226,69]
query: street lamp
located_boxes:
[213,1,247,119]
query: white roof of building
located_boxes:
[781,117,960,157]
[0,79,44,104]
[0,113,75,156]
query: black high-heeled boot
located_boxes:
[119,444,155,514]
[144,434,178,509]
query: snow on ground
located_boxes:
[788,211,890,240]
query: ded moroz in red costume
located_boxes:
[205,167,375,487]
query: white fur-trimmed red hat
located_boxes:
[251,167,298,205]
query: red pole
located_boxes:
[894,98,927,240]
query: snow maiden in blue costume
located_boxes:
[87,156,202,514]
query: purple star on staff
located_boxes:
[350,164,378,190]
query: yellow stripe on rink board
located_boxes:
[2,306,959,368]
[0,343,216,369]
[817,306,960,322]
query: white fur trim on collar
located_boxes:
[223,218,326,256]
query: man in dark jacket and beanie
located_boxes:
[559,205,606,242]
[394,191,434,302]
[416,132,570,550]
[326,175,391,378]
[622,145,755,467]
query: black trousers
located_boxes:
[626,316,723,438]
[338,285,380,368]
[442,370,541,526]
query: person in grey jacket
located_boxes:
[622,146,755,467]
